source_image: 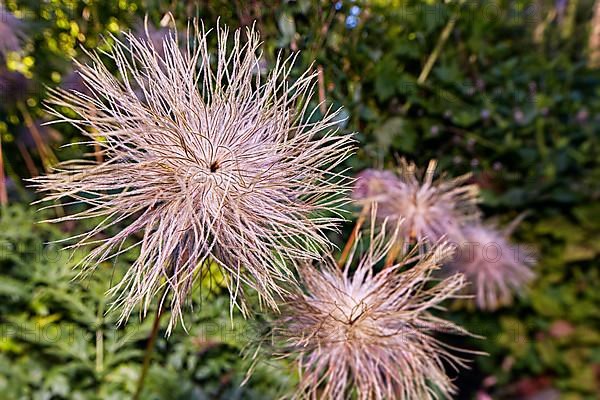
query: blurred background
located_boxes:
[0,0,599,399]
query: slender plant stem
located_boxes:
[17,141,39,177]
[16,101,58,171]
[0,135,8,206]
[384,240,403,268]
[401,15,457,114]
[337,205,368,267]
[317,65,327,115]
[133,288,168,400]
[417,17,456,86]
[95,298,105,374]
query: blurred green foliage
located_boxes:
[0,0,599,399]
[0,205,293,399]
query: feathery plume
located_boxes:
[274,226,470,400]
[446,223,536,310]
[31,21,354,333]
[352,160,480,251]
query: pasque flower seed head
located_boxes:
[32,21,354,333]
[274,225,470,400]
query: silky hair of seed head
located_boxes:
[446,222,536,310]
[31,19,354,334]
[273,222,472,400]
[353,160,480,252]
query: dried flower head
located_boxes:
[353,160,479,251]
[32,21,353,333]
[446,223,536,310]
[274,227,470,400]
[0,5,25,55]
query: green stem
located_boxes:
[95,299,105,374]
[417,17,456,85]
[402,16,457,114]
[0,134,8,206]
[132,289,167,400]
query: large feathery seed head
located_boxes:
[274,227,470,400]
[31,20,354,333]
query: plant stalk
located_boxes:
[401,15,457,114]
[132,288,168,400]
[337,204,369,267]
[0,135,8,206]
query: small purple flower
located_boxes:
[0,6,25,55]
[476,78,485,91]
[576,108,589,123]
[467,138,476,150]
[513,108,525,124]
